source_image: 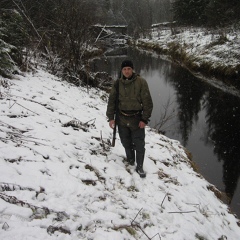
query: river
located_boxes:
[91,46,240,219]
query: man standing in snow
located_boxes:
[106,60,153,178]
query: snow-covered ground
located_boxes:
[150,26,239,66]
[0,68,240,239]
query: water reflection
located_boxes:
[205,90,240,202]
[91,47,240,218]
[168,68,206,145]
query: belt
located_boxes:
[120,110,140,117]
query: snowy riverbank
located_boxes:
[0,68,240,239]
[133,26,240,94]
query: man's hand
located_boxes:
[109,120,115,129]
[139,121,146,128]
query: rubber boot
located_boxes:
[136,152,146,178]
[125,148,135,166]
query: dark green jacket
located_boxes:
[106,73,153,123]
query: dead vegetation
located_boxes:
[157,169,181,186]
[62,118,96,132]
[207,185,231,205]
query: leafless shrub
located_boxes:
[153,97,176,134]
[62,118,96,132]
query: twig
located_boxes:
[150,233,161,240]
[0,120,27,133]
[113,208,161,239]
[131,208,161,240]
[95,24,106,43]
[0,130,47,146]
[9,100,39,115]
[9,100,16,109]
[168,211,196,214]
[161,192,168,207]
[131,207,143,224]
[9,94,48,107]
[12,0,41,39]
[83,118,96,125]
[100,130,105,150]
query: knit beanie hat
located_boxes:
[121,60,134,70]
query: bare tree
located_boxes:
[154,97,176,134]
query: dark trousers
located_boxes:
[118,124,145,168]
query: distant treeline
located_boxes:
[172,0,240,26]
[0,0,172,79]
[1,0,240,79]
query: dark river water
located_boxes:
[91,46,240,219]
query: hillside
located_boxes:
[0,67,240,240]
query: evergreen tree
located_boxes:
[172,0,210,25]
[0,8,29,77]
[205,0,240,26]
[172,0,240,26]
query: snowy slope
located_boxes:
[0,69,240,240]
[136,26,240,97]
[144,27,240,68]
